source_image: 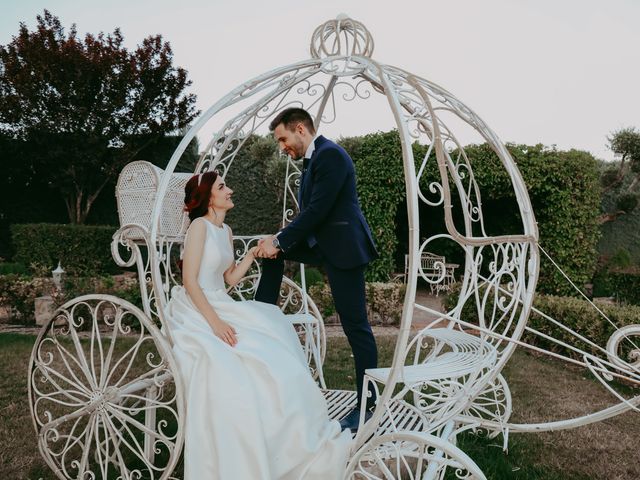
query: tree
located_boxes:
[0,10,199,223]
[599,127,640,223]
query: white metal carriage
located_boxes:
[28,15,640,479]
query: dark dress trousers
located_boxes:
[255,135,379,408]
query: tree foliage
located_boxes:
[600,127,640,223]
[0,10,198,223]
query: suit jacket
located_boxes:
[277,135,378,269]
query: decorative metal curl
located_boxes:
[606,324,640,372]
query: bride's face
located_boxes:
[209,175,234,212]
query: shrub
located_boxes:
[610,248,632,269]
[0,274,141,325]
[444,284,640,363]
[591,253,639,304]
[592,268,615,297]
[462,143,601,296]
[309,283,336,319]
[223,135,283,235]
[610,271,640,306]
[11,223,118,276]
[309,281,405,325]
[293,267,324,289]
[366,281,407,325]
[0,274,53,322]
[526,295,640,362]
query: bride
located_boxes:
[164,170,352,479]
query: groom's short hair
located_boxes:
[269,108,316,134]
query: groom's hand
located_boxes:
[259,235,280,259]
[253,240,272,259]
[253,242,267,258]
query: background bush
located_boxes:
[345,135,601,293]
[309,281,405,325]
[460,143,601,296]
[598,160,640,265]
[0,273,140,324]
[5,132,603,300]
[343,132,407,282]
[0,274,52,322]
[293,267,324,289]
[11,224,118,276]
[0,133,199,259]
[526,295,640,362]
[610,271,640,305]
[0,262,28,275]
[444,285,639,362]
[223,135,284,235]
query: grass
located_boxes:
[2,332,639,479]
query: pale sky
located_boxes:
[2,0,638,161]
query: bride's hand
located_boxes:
[211,320,238,347]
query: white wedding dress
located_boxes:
[164,218,352,479]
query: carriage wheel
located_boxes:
[28,294,185,480]
[345,431,486,480]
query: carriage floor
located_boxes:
[323,389,426,436]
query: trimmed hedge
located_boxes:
[445,286,640,362]
[343,132,407,282]
[293,267,324,289]
[461,144,601,296]
[223,135,284,236]
[349,136,602,293]
[11,224,118,276]
[195,132,602,293]
[526,295,640,362]
[0,262,28,275]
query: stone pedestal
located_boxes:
[35,295,55,327]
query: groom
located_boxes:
[255,107,378,432]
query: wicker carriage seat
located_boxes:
[365,328,498,385]
[116,160,192,241]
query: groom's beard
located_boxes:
[291,138,305,160]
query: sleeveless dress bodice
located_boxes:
[191,218,234,292]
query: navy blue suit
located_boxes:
[255,135,378,408]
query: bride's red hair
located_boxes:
[183,171,219,221]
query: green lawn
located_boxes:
[2,332,638,479]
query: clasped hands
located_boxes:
[252,235,280,259]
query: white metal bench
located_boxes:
[401,252,457,295]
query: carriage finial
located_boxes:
[310,15,374,59]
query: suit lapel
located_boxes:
[298,137,323,208]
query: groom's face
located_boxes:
[274,123,306,160]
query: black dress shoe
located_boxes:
[339,407,373,432]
